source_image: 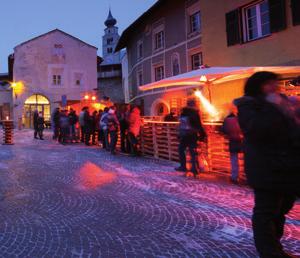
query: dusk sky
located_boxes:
[0,0,157,72]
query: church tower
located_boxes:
[102,9,121,65]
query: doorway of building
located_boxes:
[23,94,50,128]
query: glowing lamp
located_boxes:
[11,82,17,88]
[92,96,96,101]
[84,95,89,100]
[200,75,208,83]
[6,116,9,121]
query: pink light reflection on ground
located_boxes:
[76,161,116,190]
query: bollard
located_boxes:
[2,120,14,145]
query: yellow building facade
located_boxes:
[200,0,300,66]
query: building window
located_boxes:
[171,53,180,76]
[107,38,113,45]
[190,11,201,33]
[107,47,113,53]
[191,53,202,70]
[53,75,61,85]
[137,70,143,86]
[137,41,143,60]
[76,79,81,86]
[154,66,164,81]
[154,31,164,50]
[244,1,270,41]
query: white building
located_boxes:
[13,29,97,127]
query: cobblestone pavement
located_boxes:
[0,130,299,258]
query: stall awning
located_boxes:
[139,66,300,92]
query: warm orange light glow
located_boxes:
[195,90,219,121]
[5,116,9,121]
[10,81,25,95]
[91,96,96,101]
[84,95,89,100]
[92,103,106,110]
[77,162,116,189]
[200,75,208,82]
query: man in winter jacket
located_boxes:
[107,106,120,155]
[236,71,300,258]
[100,107,110,150]
[33,110,39,139]
[79,107,86,143]
[222,103,243,184]
[36,112,45,140]
[175,99,207,177]
[51,108,60,140]
[68,109,78,142]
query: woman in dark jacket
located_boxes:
[236,71,300,258]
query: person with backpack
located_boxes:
[222,102,243,184]
[175,99,207,177]
[59,110,70,144]
[107,106,120,155]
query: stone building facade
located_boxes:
[13,29,97,127]
[97,10,124,104]
[116,0,300,116]
[116,0,201,105]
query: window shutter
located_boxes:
[269,0,287,32]
[225,9,241,46]
[291,0,300,26]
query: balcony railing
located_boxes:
[98,70,122,78]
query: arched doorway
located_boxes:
[151,99,170,117]
[23,94,50,128]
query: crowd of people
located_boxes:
[30,71,300,257]
[49,105,141,156]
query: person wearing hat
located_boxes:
[175,98,207,177]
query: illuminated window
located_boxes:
[154,66,164,81]
[190,11,201,33]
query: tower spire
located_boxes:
[105,8,117,27]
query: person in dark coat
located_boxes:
[164,112,177,122]
[175,99,207,177]
[59,110,70,144]
[100,107,110,150]
[236,71,300,258]
[222,103,243,184]
[51,108,60,140]
[36,112,45,140]
[91,111,98,145]
[107,106,120,155]
[83,108,91,146]
[119,104,131,153]
[33,110,39,139]
[68,109,78,142]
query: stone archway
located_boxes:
[23,94,50,128]
[150,99,170,117]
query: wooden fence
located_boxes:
[140,120,245,179]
